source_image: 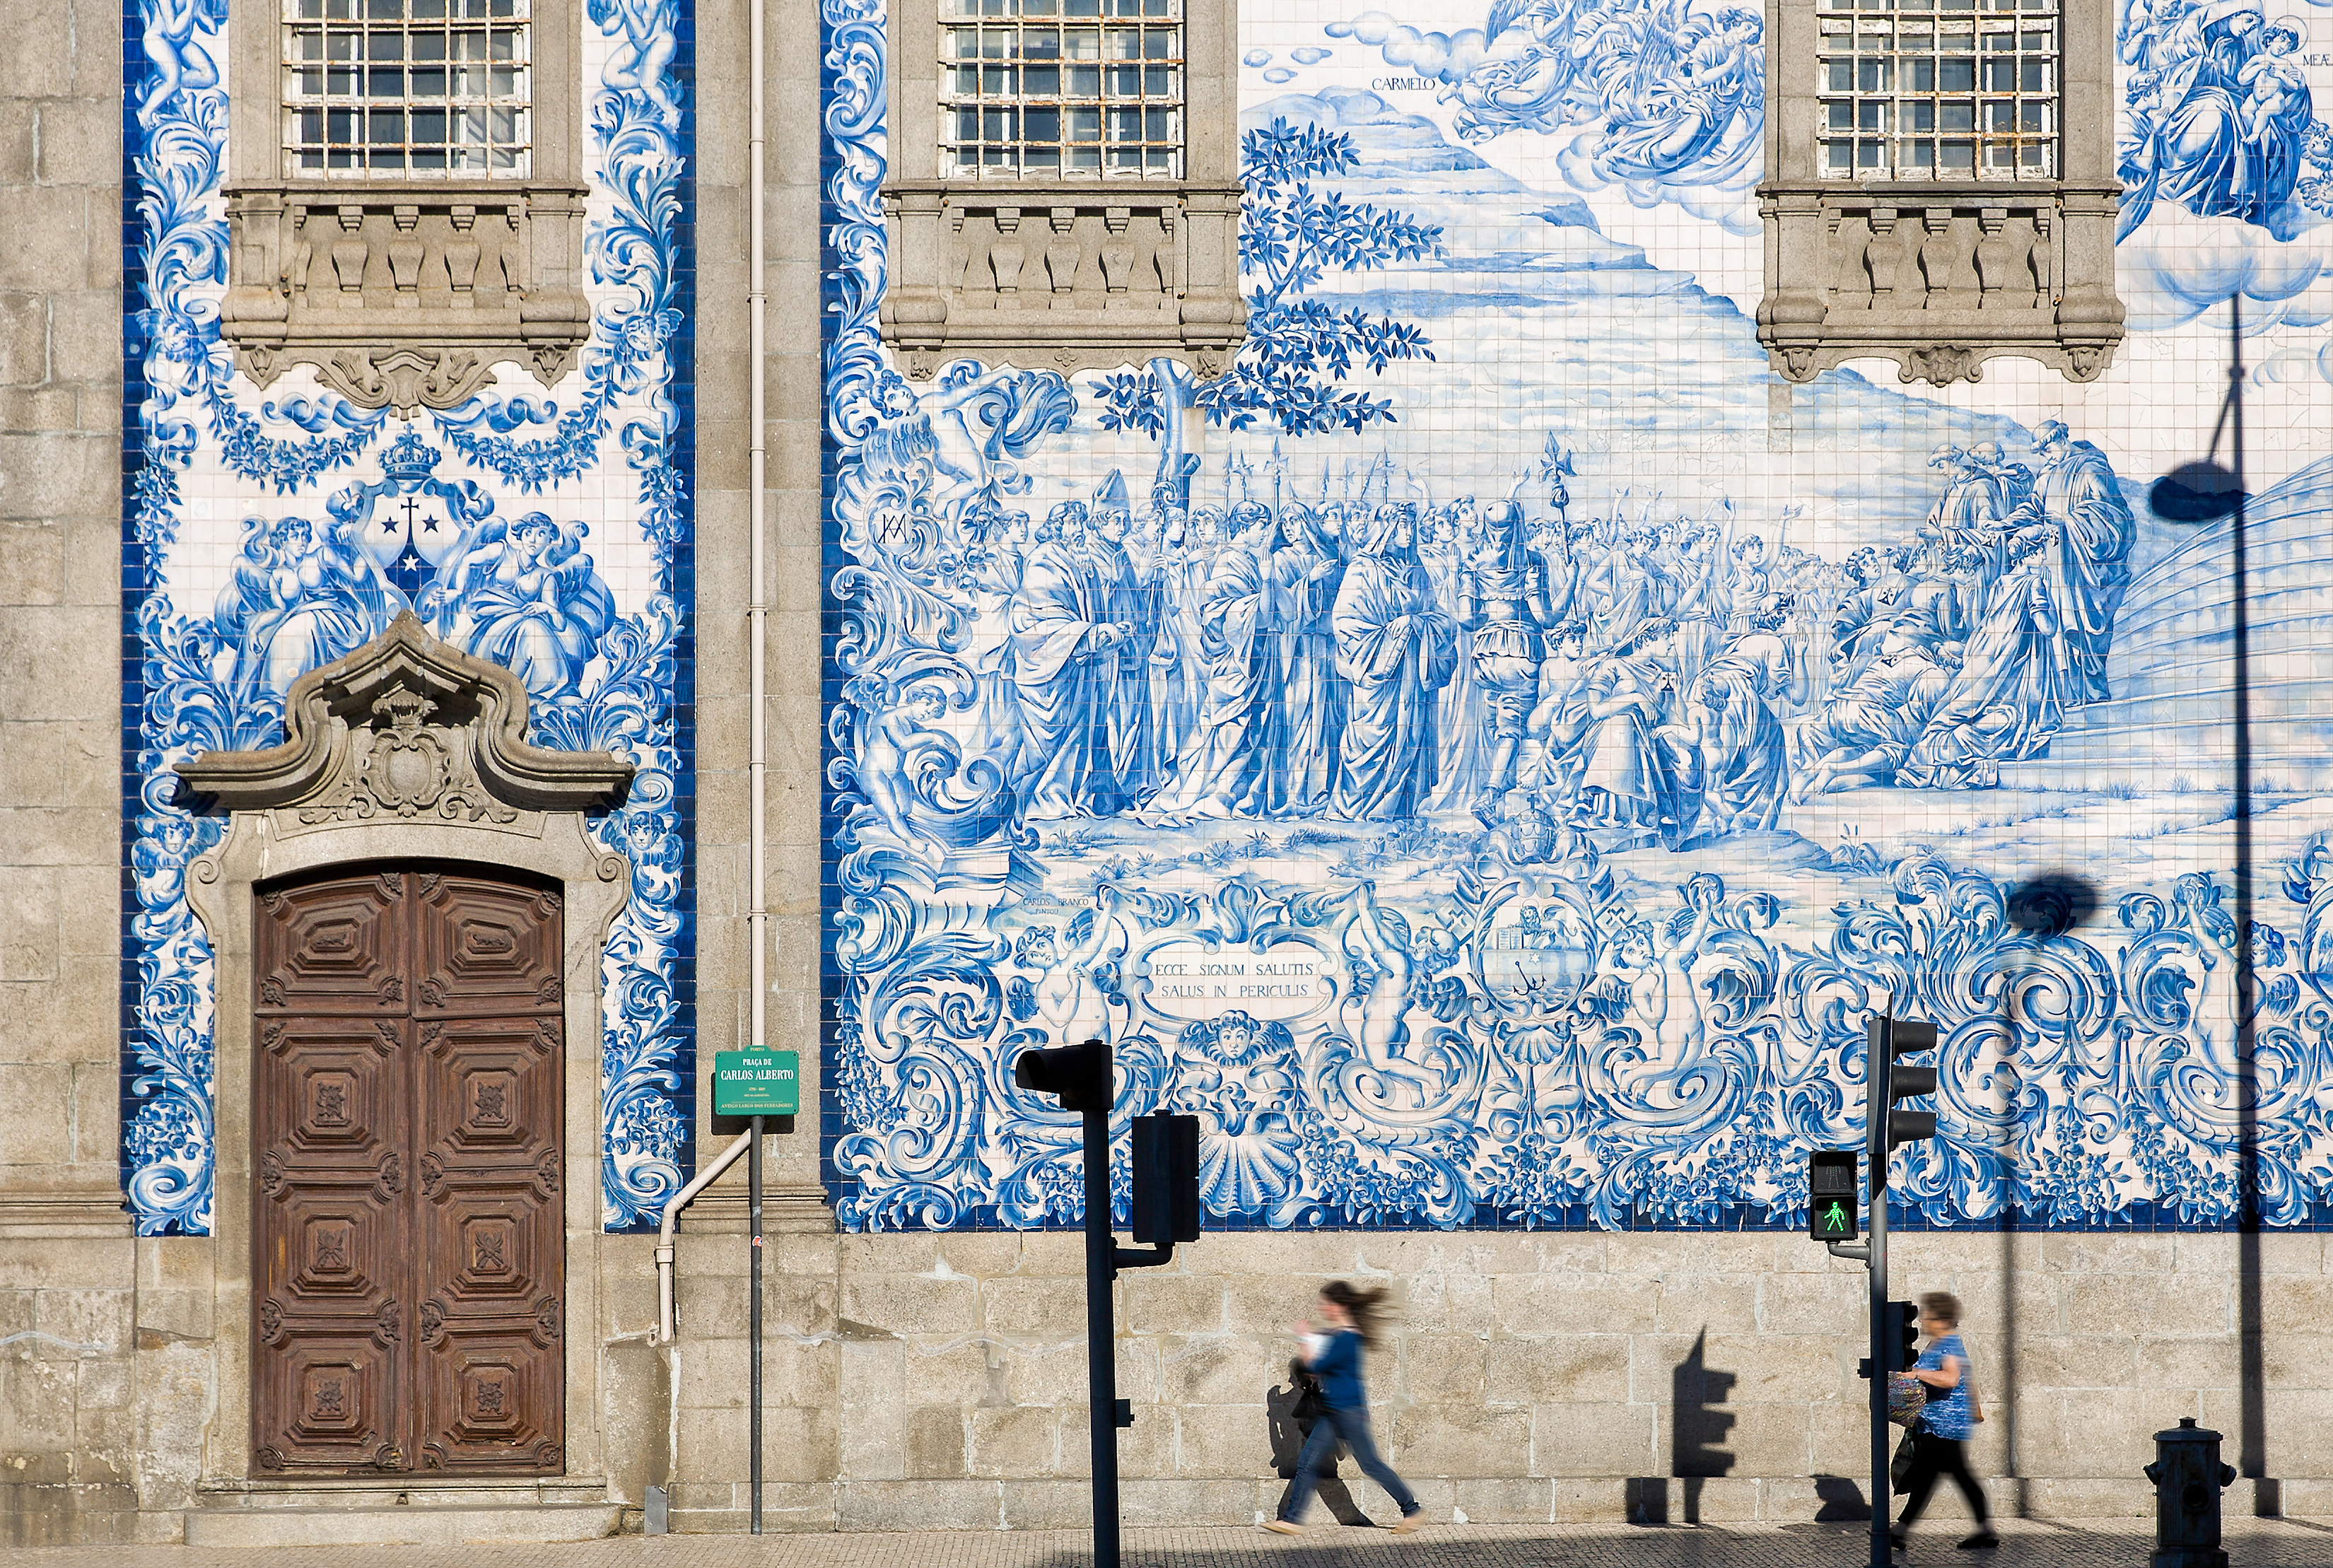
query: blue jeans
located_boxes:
[1279,1404,1418,1523]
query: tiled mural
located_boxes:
[120,0,695,1233]
[819,0,2333,1229]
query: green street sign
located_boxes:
[713,1050,799,1116]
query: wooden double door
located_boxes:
[251,866,567,1476]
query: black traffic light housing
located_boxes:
[1867,1014,1939,1185]
[1015,1037,1112,1113]
[1808,1149,1859,1241]
[1886,1299,1920,1372]
[1858,1300,1924,1379]
[1130,1113,1200,1246]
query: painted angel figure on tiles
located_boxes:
[590,0,684,129]
[1005,887,1130,1051]
[136,0,225,127]
[2116,3,2321,235]
[419,512,619,703]
[212,513,402,714]
[1329,880,1461,1106]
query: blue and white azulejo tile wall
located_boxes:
[819,0,2333,1232]
[120,0,696,1234]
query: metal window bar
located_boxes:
[1816,0,2057,180]
[283,0,532,178]
[940,0,1184,179]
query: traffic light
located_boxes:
[1808,1149,1859,1241]
[1866,1014,1939,1185]
[1859,1300,1924,1379]
[1885,1299,1920,1372]
[1015,1036,1112,1113]
[1130,1113,1200,1245]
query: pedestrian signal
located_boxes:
[1808,1149,1859,1241]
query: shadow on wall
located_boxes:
[1631,1329,1736,1525]
[1813,1475,1874,1521]
[1264,1369,1376,1526]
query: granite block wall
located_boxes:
[647,1227,2333,1530]
[0,0,139,1545]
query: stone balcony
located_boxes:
[1756,181,2124,387]
[879,180,1246,382]
[218,182,593,416]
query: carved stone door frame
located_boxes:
[180,615,633,1493]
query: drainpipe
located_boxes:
[649,1129,752,1531]
[655,1128,754,1345]
[747,0,770,1081]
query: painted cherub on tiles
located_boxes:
[213,513,401,712]
[136,0,226,127]
[858,366,1078,528]
[1333,880,1458,1103]
[1005,887,1130,1050]
[419,512,617,703]
[1593,874,1768,1140]
[850,676,957,850]
[589,0,683,129]
[1168,1012,1306,1222]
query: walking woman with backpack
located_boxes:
[1263,1280,1427,1536]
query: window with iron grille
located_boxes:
[1756,0,2121,387]
[1815,0,2058,181]
[283,0,532,178]
[939,0,1184,179]
[222,0,586,411]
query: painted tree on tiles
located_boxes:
[1097,118,1443,438]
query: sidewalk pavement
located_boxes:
[8,1521,2333,1568]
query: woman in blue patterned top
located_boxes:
[1893,1290,2001,1552]
[1262,1281,1427,1536]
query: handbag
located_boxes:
[1886,1371,1925,1427]
[1288,1362,1324,1424]
[1890,1428,1917,1495]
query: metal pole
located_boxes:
[1084,1106,1119,1568]
[1871,1147,1890,1565]
[2228,296,2267,1499]
[749,1115,765,1534]
[1869,1015,1892,1568]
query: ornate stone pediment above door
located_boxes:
[175,610,634,832]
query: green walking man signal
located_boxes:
[1808,1148,1859,1241]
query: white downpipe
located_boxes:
[747,0,769,1068]
[655,1128,755,1345]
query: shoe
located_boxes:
[1261,1519,1304,1535]
[1889,1530,1908,1554]
[1957,1531,2000,1550]
[1389,1513,1427,1534]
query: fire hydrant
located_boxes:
[2143,1417,2237,1568]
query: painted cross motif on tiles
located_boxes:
[121,0,696,1234]
[821,0,2333,1233]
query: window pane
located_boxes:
[281,0,532,178]
[939,0,1183,178]
[1819,0,2054,178]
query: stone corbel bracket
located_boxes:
[1756,182,2124,387]
[175,612,634,823]
[218,183,595,417]
[879,181,1248,381]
